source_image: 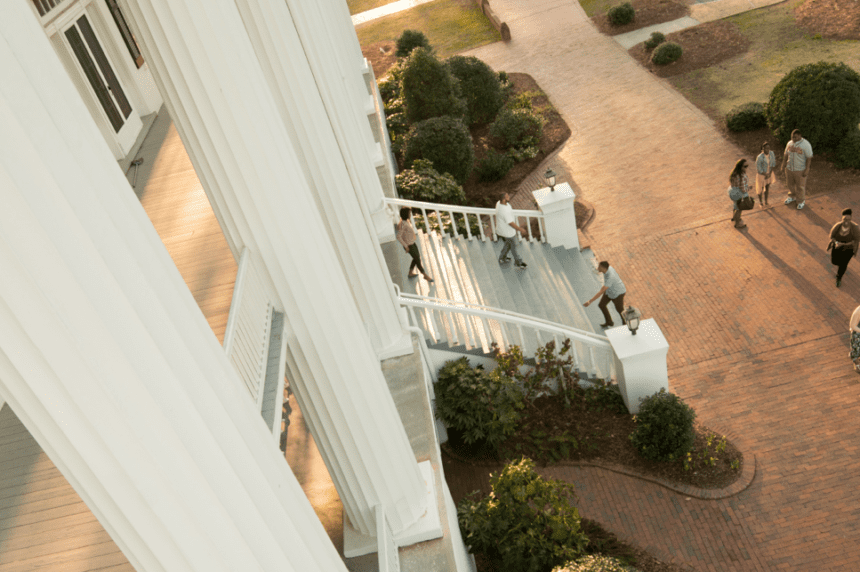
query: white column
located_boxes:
[233,0,411,359]
[533,182,581,250]
[118,0,435,538]
[0,5,348,571]
[605,319,670,413]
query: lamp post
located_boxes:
[544,167,556,192]
[623,306,641,335]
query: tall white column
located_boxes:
[118,0,433,537]
[0,5,348,571]
[232,0,411,360]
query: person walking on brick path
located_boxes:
[583,261,627,328]
[397,207,433,283]
[728,159,751,229]
[850,305,860,373]
[781,129,813,210]
[828,208,860,288]
[755,141,776,207]
[495,192,528,269]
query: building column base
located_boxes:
[343,460,443,557]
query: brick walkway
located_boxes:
[451,1,860,570]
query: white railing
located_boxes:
[385,197,546,243]
[397,292,616,382]
[224,247,274,407]
[376,505,400,572]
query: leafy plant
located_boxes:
[835,127,860,170]
[447,55,505,125]
[413,210,483,239]
[554,555,641,572]
[476,149,515,182]
[490,108,544,150]
[683,431,728,472]
[395,159,465,203]
[508,145,540,163]
[651,42,682,65]
[458,458,589,572]
[607,2,635,26]
[766,61,860,149]
[403,116,475,184]
[629,388,696,462]
[377,76,401,104]
[726,102,767,132]
[385,112,409,155]
[400,47,467,124]
[435,357,523,451]
[643,31,665,51]
[395,29,431,58]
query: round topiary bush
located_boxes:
[457,458,588,572]
[643,31,665,51]
[435,358,523,451]
[835,127,860,170]
[395,159,466,203]
[403,116,474,184]
[446,55,505,125]
[651,42,682,65]
[476,149,515,182]
[400,47,467,125]
[395,29,431,58]
[608,2,635,26]
[766,61,860,150]
[490,108,544,150]
[726,102,767,132]
[629,388,696,462]
[553,555,641,572]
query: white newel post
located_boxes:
[605,319,670,414]
[532,182,580,250]
[0,5,349,571]
[119,0,439,548]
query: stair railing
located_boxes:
[397,291,616,382]
[385,197,546,243]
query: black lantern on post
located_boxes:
[623,307,641,335]
[544,167,556,192]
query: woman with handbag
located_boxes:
[728,159,753,229]
[829,208,860,287]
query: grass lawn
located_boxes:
[579,0,617,17]
[355,0,500,59]
[669,0,860,120]
[347,0,394,15]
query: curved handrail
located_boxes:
[384,196,542,218]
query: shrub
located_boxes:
[607,2,635,26]
[835,127,860,170]
[383,97,404,116]
[476,149,514,182]
[435,358,523,450]
[726,102,767,132]
[629,388,696,462]
[490,108,544,149]
[766,61,860,150]
[403,116,474,184]
[400,47,467,124]
[643,31,665,51]
[651,42,682,65]
[458,458,589,572]
[554,555,641,572]
[447,55,505,125]
[508,145,539,163]
[506,92,535,111]
[395,159,466,204]
[377,76,400,105]
[385,112,409,155]
[395,29,431,58]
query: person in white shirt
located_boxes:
[495,192,528,269]
[850,305,860,373]
[781,129,813,210]
[583,261,627,328]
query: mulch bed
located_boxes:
[795,0,860,40]
[361,40,398,78]
[591,0,689,35]
[628,20,750,77]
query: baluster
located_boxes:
[589,345,599,379]
[490,215,497,241]
[463,309,476,350]
[478,214,487,241]
[464,212,473,241]
[516,324,524,351]
[406,305,417,328]
[538,216,547,243]
[526,215,534,242]
[420,207,429,234]
[448,210,458,239]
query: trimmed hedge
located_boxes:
[835,128,860,170]
[726,102,767,132]
[651,42,682,65]
[447,55,505,125]
[490,108,544,150]
[608,2,635,26]
[643,31,665,51]
[476,149,515,182]
[629,388,696,462]
[395,159,466,204]
[395,29,431,58]
[403,116,475,184]
[400,47,467,124]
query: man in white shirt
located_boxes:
[583,261,627,328]
[495,193,528,269]
[781,129,813,210]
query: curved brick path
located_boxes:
[454,2,860,570]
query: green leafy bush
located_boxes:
[508,145,539,163]
[506,92,535,111]
[726,102,767,132]
[435,357,523,450]
[643,31,665,51]
[554,555,641,572]
[458,458,588,572]
[414,211,483,239]
[447,55,505,125]
[403,116,474,184]
[607,2,635,26]
[835,127,860,170]
[395,29,431,58]
[766,61,860,149]
[378,76,400,105]
[385,112,409,155]
[651,42,682,65]
[383,97,404,116]
[395,159,465,204]
[490,108,544,149]
[476,149,514,182]
[629,388,696,462]
[400,47,467,124]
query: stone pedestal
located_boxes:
[605,319,669,413]
[532,182,580,250]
